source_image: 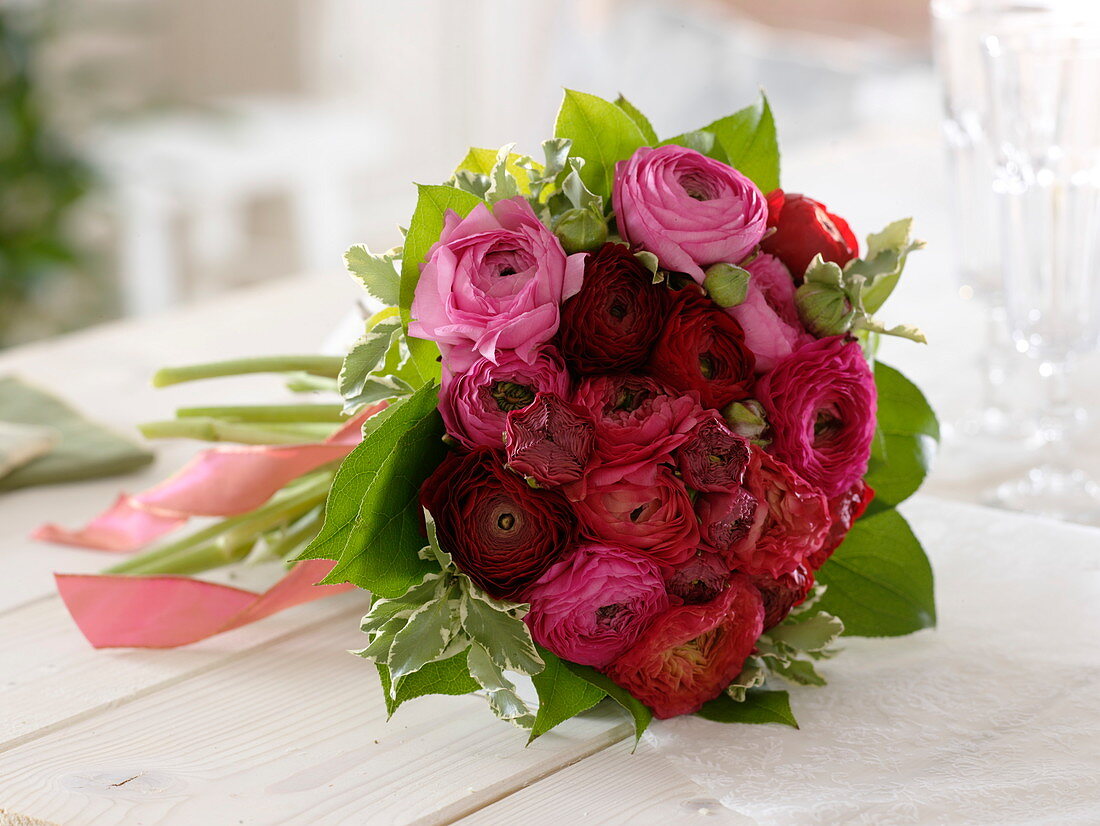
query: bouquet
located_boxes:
[44,90,938,740]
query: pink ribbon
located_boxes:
[41,404,384,648]
[55,559,354,648]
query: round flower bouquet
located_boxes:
[46,91,938,740]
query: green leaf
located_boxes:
[528,649,607,743]
[815,508,936,637]
[298,384,448,598]
[455,147,535,193]
[345,245,401,306]
[386,585,459,680]
[766,612,845,653]
[697,689,798,728]
[554,89,647,204]
[845,218,925,314]
[864,361,939,508]
[613,94,659,145]
[769,658,827,687]
[376,649,480,718]
[360,574,443,635]
[339,319,401,399]
[562,662,651,745]
[726,657,767,701]
[467,643,535,727]
[663,94,780,192]
[459,591,543,675]
[398,184,483,380]
[486,143,522,203]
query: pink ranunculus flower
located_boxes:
[728,252,813,373]
[572,374,704,487]
[756,335,877,498]
[523,543,669,668]
[573,466,699,571]
[505,392,596,487]
[410,197,586,370]
[722,446,832,579]
[612,145,768,284]
[439,347,571,449]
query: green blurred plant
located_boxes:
[0,5,96,346]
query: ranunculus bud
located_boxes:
[505,392,595,487]
[647,288,755,411]
[721,399,769,441]
[795,281,856,338]
[419,447,575,600]
[703,262,750,308]
[666,549,731,605]
[524,543,669,668]
[676,415,752,492]
[752,564,815,630]
[554,207,609,253]
[604,574,764,719]
[760,189,859,280]
[557,242,665,375]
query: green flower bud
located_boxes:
[554,208,608,253]
[795,282,857,337]
[721,399,769,442]
[703,262,751,308]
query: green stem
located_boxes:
[105,472,334,576]
[138,419,338,444]
[264,509,325,560]
[285,373,340,393]
[175,404,347,423]
[152,356,344,388]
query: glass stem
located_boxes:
[1037,357,1075,469]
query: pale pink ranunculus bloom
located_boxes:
[612,145,768,283]
[410,197,586,370]
[523,543,669,668]
[438,347,571,449]
[727,252,812,373]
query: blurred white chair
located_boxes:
[87,97,385,315]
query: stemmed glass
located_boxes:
[982,4,1100,521]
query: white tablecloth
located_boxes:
[646,497,1100,825]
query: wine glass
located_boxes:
[982,4,1100,521]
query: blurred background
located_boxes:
[2,0,1098,517]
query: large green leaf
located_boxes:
[398,184,483,381]
[528,649,607,743]
[563,661,652,745]
[663,94,780,192]
[864,361,939,509]
[554,89,647,204]
[815,508,936,637]
[298,383,448,597]
[697,689,798,728]
[613,94,658,145]
[376,649,480,718]
[345,245,401,306]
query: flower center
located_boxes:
[595,603,626,628]
[698,353,715,379]
[609,299,628,320]
[814,407,843,444]
[491,381,535,412]
[497,512,516,531]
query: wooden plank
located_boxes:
[0,618,630,826]
[0,276,360,614]
[454,738,757,825]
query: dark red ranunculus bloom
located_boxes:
[604,574,764,719]
[647,288,755,410]
[761,189,859,280]
[557,242,665,374]
[695,486,759,552]
[419,447,575,600]
[807,479,875,570]
[505,392,595,487]
[676,414,752,492]
[752,564,815,630]
[666,549,731,605]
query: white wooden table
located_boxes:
[3,132,1099,824]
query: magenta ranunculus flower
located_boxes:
[409,197,586,370]
[676,414,752,492]
[756,335,877,498]
[612,145,769,284]
[727,252,812,373]
[572,374,703,486]
[523,543,669,668]
[696,485,760,552]
[573,466,699,570]
[439,347,571,449]
[505,392,595,487]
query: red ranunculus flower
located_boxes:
[604,574,764,718]
[557,242,665,374]
[676,414,752,492]
[647,288,755,410]
[751,564,815,630]
[504,392,595,487]
[808,479,875,570]
[419,448,575,600]
[761,189,859,280]
[666,548,731,605]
